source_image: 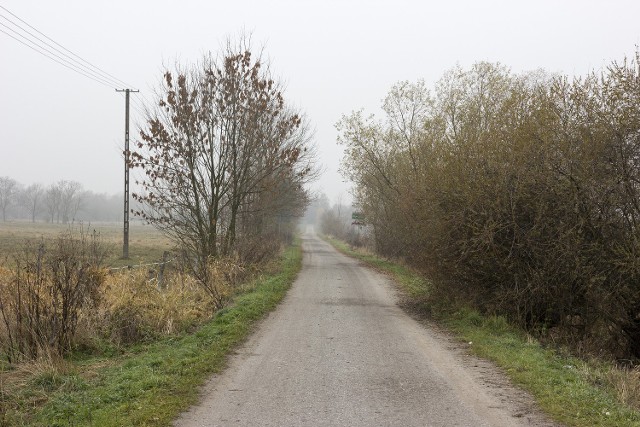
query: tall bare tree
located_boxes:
[59,180,83,224]
[131,40,315,291]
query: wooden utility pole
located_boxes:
[116,88,139,259]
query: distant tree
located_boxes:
[0,176,18,221]
[20,183,44,223]
[44,182,62,223]
[44,180,84,224]
[59,180,83,224]
[131,39,316,294]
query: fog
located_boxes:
[1,0,639,205]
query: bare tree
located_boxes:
[44,182,62,223]
[44,180,84,224]
[0,176,18,222]
[132,39,316,295]
[59,180,83,224]
[0,178,121,222]
[20,183,44,223]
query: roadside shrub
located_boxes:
[0,228,108,363]
[234,234,282,266]
[339,52,640,360]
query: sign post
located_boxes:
[351,212,365,226]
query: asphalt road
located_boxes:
[175,230,556,427]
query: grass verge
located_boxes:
[323,235,640,427]
[7,242,301,426]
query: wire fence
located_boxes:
[108,251,173,289]
[108,258,173,272]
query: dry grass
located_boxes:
[607,366,640,409]
[0,265,220,424]
[0,223,195,363]
[90,269,216,346]
[574,359,640,411]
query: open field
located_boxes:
[0,221,173,268]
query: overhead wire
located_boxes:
[0,5,143,99]
[0,26,117,88]
[1,5,158,134]
[1,6,151,148]
[0,5,135,90]
[116,92,147,134]
[122,95,145,123]
[0,18,119,89]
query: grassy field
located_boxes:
[0,221,173,269]
[324,235,640,427]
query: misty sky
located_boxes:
[1,0,639,205]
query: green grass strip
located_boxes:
[32,243,302,426]
[324,235,640,427]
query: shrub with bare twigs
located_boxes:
[0,227,107,362]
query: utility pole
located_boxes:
[116,88,139,259]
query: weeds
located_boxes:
[607,366,640,409]
[0,227,108,363]
[94,268,214,347]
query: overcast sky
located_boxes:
[1,0,639,205]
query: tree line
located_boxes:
[337,52,640,359]
[0,177,123,223]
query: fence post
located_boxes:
[158,251,169,290]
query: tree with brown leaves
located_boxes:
[131,40,315,296]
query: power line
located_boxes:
[2,5,147,258]
[2,6,150,138]
[0,6,138,92]
[0,5,134,89]
[138,92,155,108]
[129,92,154,118]
[119,91,146,115]
[0,26,115,88]
[0,15,120,88]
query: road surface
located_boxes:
[175,230,557,427]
